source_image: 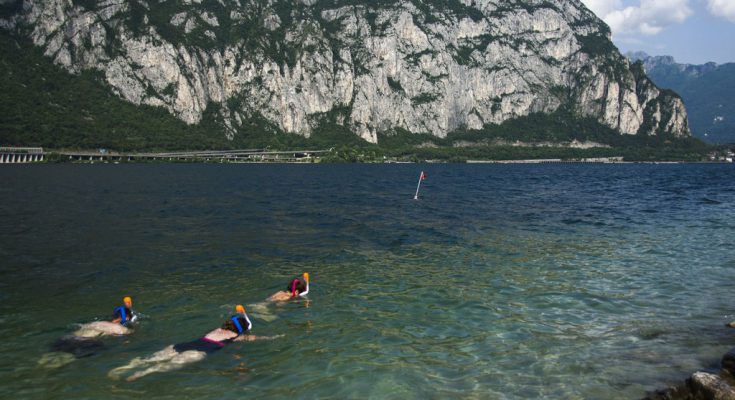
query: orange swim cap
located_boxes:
[235,304,246,314]
[123,296,133,306]
[303,272,310,283]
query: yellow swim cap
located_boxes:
[303,272,310,283]
[236,304,246,314]
[123,296,132,306]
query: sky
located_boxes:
[580,0,735,64]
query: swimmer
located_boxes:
[73,296,137,338]
[41,296,138,367]
[109,305,280,381]
[267,272,310,302]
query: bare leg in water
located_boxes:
[109,335,282,381]
[109,345,207,381]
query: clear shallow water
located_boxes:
[0,164,734,399]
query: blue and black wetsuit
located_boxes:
[113,306,134,325]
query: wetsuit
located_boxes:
[173,337,234,355]
[113,306,134,325]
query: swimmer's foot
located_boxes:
[38,352,76,369]
[108,357,146,380]
[127,372,144,382]
[108,367,128,380]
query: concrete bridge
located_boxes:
[58,149,330,163]
[0,147,45,164]
[467,157,625,164]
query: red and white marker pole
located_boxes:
[414,171,427,200]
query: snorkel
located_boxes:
[299,273,310,297]
[233,305,252,333]
[124,296,139,323]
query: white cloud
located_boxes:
[581,0,693,36]
[707,0,735,22]
[582,0,623,18]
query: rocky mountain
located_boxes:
[0,0,689,146]
[628,52,735,144]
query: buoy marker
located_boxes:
[413,171,427,200]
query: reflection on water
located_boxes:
[0,164,734,399]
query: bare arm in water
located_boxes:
[266,291,293,302]
[234,333,283,342]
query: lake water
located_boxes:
[0,164,734,399]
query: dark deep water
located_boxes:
[0,163,734,399]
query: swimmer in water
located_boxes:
[267,272,310,302]
[42,296,138,367]
[72,296,138,338]
[109,305,280,381]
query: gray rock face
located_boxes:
[1,0,690,143]
[689,372,735,400]
[723,348,735,377]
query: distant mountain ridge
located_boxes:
[0,0,689,149]
[627,52,735,144]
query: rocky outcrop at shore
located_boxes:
[644,326,735,400]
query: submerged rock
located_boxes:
[643,369,735,400]
[723,348,735,377]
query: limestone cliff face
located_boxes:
[1,0,690,143]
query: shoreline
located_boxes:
[2,159,733,165]
[1,147,733,165]
[644,326,735,399]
